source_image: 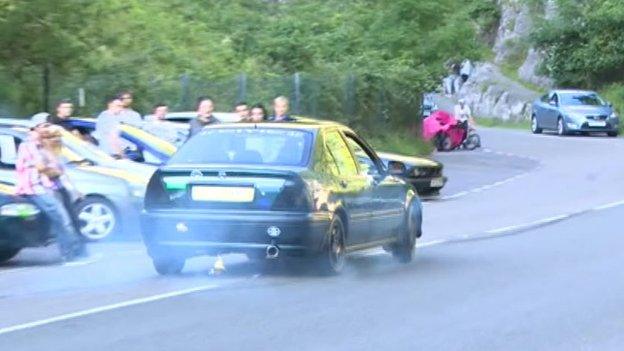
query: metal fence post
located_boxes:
[42,63,50,112]
[344,73,356,118]
[237,73,247,102]
[179,73,190,110]
[293,72,301,114]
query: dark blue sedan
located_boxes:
[141,120,423,275]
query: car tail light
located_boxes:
[144,171,173,209]
[271,178,312,212]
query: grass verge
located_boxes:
[476,117,530,130]
[364,130,433,156]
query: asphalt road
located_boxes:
[1,128,623,350]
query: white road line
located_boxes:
[0,284,219,336]
[593,200,624,211]
[62,253,103,267]
[417,239,447,248]
[486,214,570,235]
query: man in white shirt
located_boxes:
[117,91,143,127]
[453,99,475,126]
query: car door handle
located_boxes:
[339,180,348,188]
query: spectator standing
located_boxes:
[247,103,267,122]
[15,123,85,260]
[47,99,74,131]
[234,101,250,121]
[117,91,143,127]
[460,59,473,82]
[189,96,220,138]
[96,96,125,158]
[267,96,295,122]
[143,103,179,144]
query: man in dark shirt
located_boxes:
[189,96,220,138]
[47,99,74,131]
[267,96,296,122]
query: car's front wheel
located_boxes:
[152,256,185,275]
[531,115,542,134]
[392,203,420,263]
[75,197,118,241]
[0,247,21,263]
[557,117,567,136]
[318,216,346,275]
[607,131,619,137]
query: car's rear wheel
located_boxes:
[392,203,419,263]
[531,115,542,134]
[75,197,118,241]
[318,216,346,275]
[152,256,185,275]
[0,247,21,263]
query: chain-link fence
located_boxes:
[18,71,424,134]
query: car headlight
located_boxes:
[412,168,424,177]
[610,112,619,119]
[0,203,40,217]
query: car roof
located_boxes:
[200,117,350,132]
[163,112,241,123]
[0,117,34,128]
[552,89,598,95]
[0,125,29,136]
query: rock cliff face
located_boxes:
[445,0,556,121]
[457,63,539,121]
[492,0,533,65]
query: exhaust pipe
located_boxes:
[266,245,279,259]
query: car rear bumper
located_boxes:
[0,216,49,249]
[141,210,332,258]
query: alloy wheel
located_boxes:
[77,202,116,240]
[328,221,346,272]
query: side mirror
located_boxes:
[548,100,557,107]
[123,148,144,162]
[387,161,407,176]
[608,102,613,107]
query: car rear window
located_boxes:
[170,128,313,166]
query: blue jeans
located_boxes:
[26,193,81,256]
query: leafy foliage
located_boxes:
[0,0,492,146]
[532,0,624,88]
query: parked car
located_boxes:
[377,152,446,196]
[144,112,241,141]
[0,125,150,241]
[0,182,50,263]
[141,120,423,275]
[62,118,177,165]
[0,118,155,178]
[531,90,620,136]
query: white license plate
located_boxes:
[191,186,255,202]
[430,178,445,187]
[588,121,606,127]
